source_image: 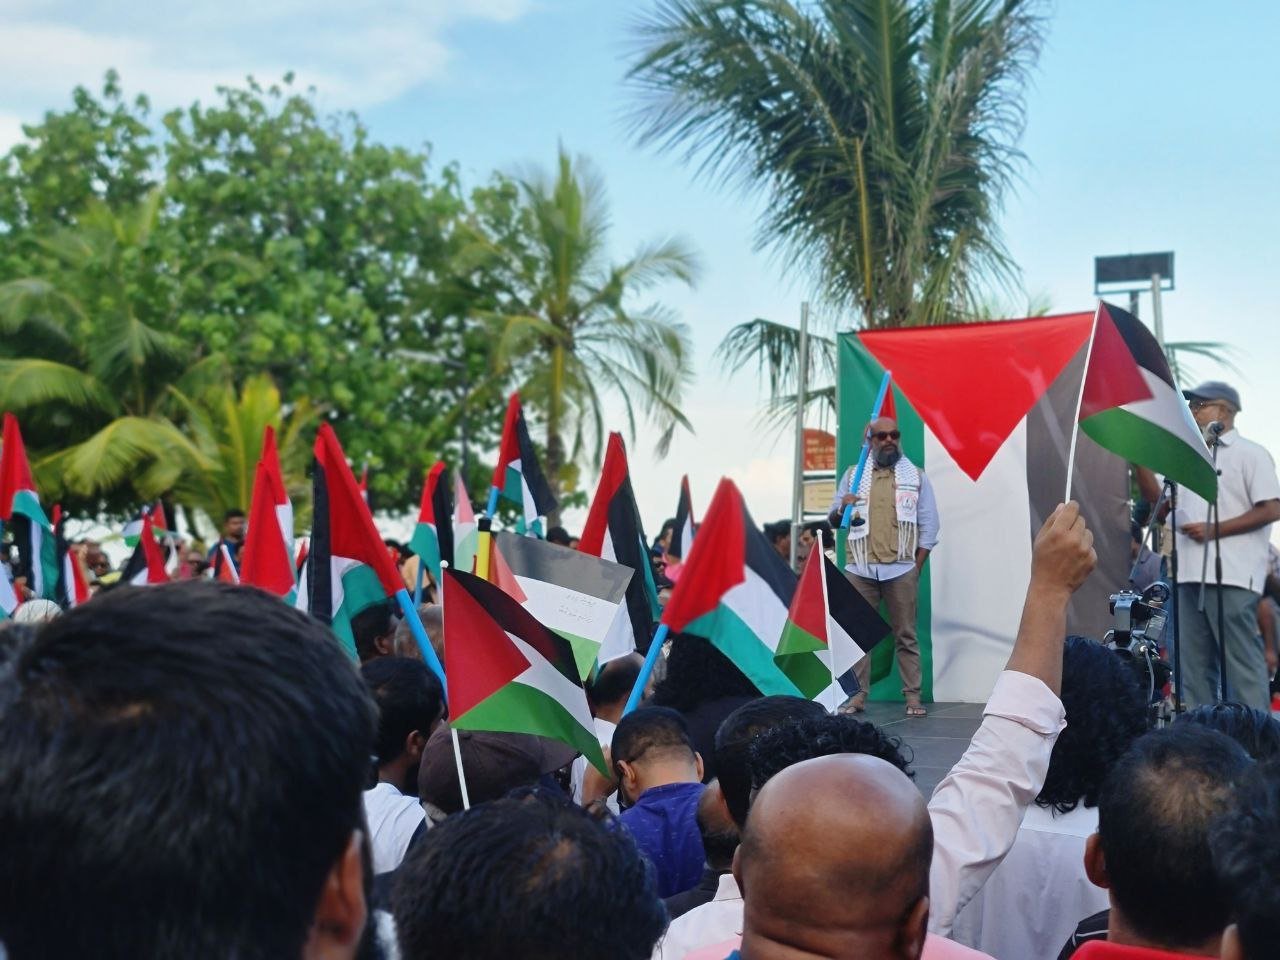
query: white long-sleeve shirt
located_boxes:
[829,463,941,582]
[653,669,1065,958]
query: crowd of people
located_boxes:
[1,498,1277,960]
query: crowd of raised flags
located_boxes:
[0,301,1227,782]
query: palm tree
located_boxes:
[0,189,230,512]
[168,373,318,535]
[477,147,699,521]
[628,0,1042,330]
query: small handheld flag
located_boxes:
[489,392,557,530]
[0,413,58,600]
[442,566,607,775]
[121,511,170,586]
[240,427,297,601]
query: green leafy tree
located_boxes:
[169,373,318,534]
[629,0,1043,330]
[159,76,505,511]
[472,148,699,522]
[0,189,219,513]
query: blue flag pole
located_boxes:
[413,557,425,607]
[485,485,500,518]
[394,587,447,695]
[623,623,669,716]
[841,370,894,528]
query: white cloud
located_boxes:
[0,0,533,122]
[0,112,25,154]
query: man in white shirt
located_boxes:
[1138,381,1280,709]
[654,502,1097,958]
[360,656,445,875]
[828,417,940,716]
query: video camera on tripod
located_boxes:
[1105,582,1173,704]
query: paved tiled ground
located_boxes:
[860,700,985,798]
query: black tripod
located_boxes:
[1131,478,1183,714]
[1197,433,1227,700]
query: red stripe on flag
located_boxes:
[579,432,627,556]
[661,478,747,632]
[442,568,532,718]
[1079,303,1155,420]
[492,393,523,489]
[0,413,35,520]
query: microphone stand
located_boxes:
[1168,481,1183,714]
[1197,430,1227,701]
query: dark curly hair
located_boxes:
[748,715,913,794]
[1210,759,1280,959]
[1177,702,1280,761]
[1035,636,1151,813]
[649,632,760,713]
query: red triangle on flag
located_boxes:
[786,546,828,645]
[314,424,403,596]
[443,567,532,718]
[1079,303,1153,419]
[857,312,1095,480]
[241,432,295,597]
[661,478,747,632]
[579,432,627,557]
[488,539,528,604]
[0,413,36,519]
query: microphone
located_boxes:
[1207,421,1225,447]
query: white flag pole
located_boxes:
[1064,303,1102,503]
[438,560,471,810]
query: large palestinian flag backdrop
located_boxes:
[838,313,1129,703]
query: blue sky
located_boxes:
[2,0,1277,533]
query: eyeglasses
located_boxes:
[871,430,901,441]
[1189,399,1221,411]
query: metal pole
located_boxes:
[790,302,810,571]
[1128,290,1140,318]
[1150,274,1165,346]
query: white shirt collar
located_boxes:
[714,873,742,902]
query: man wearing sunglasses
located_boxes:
[827,416,940,717]
[1137,381,1280,710]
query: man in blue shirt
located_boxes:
[613,706,707,897]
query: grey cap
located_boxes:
[1182,380,1241,412]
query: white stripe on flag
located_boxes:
[0,566,17,616]
[925,421,1033,702]
[507,633,596,732]
[721,567,790,656]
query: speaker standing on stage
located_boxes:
[1139,381,1280,710]
[827,416,939,717]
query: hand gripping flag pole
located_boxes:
[841,370,894,529]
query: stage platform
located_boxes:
[861,700,986,798]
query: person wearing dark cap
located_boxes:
[1138,380,1280,709]
[417,726,577,820]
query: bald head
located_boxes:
[735,754,932,960]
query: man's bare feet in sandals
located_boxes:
[905,703,927,718]
[838,692,867,714]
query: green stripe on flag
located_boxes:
[686,605,803,697]
[330,563,388,660]
[837,335,934,702]
[1081,406,1218,502]
[409,522,442,582]
[455,681,608,774]
[775,621,829,699]
[11,489,50,528]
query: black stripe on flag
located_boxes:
[1101,301,1174,389]
[607,473,657,652]
[308,458,333,624]
[515,412,558,517]
[433,466,456,570]
[823,556,890,652]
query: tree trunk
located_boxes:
[543,343,566,528]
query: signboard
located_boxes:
[802,478,836,515]
[803,429,835,471]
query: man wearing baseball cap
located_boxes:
[1141,381,1280,709]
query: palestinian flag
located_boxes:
[121,511,170,586]
[668,475,696,561]
[0,413,58,600]
[53,505,91,609]
[297,424,405,660]
[579,433,660,655]
[1080,301,1217,501]
[442,566,607,774]
[240,426,297,602]
[775,547,890,704]
[453,471,479,575]
[661,478,802,696]
[492,393,557,533]
[490,530,634,679]
[409,462,454,585]
[122,501,172,548]
[213,543,240,583]
[838,313,1130,702]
